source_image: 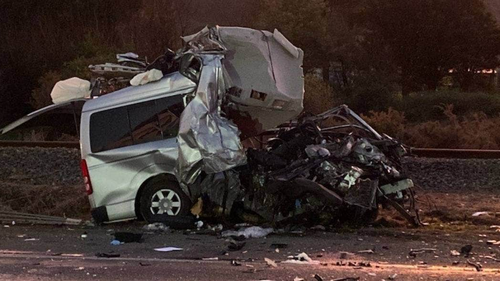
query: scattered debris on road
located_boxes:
[154,247,183,252]
[264,257,278,268]
[113,232,142,243]
[143,223,170,232]
[408,248,437,258]
[221,226,273,239]
[226,238,246,251]
[357,249,375,254]
[313,274,324,281]
[472,211,490,217]
[332,277,360,281]
[461,245,473,256]
[95,252,120,258]
[466,259,483,272]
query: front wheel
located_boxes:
[140,177,191,222]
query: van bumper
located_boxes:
[91,206,109,223]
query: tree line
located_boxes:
[0,0,499,125]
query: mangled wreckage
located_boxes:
[0,26,420,227]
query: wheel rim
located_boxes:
[150,189,182,216]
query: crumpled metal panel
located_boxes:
[175,26,304,185]
[175,55,246,185]
[219,27,304,136]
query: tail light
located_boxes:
[80,159,93,195]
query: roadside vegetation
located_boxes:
[2,0,500,149]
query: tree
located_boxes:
[256,0,330,80]
[360,0,500,94]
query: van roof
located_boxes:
[83,71,196,113]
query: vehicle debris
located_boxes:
[230,260,242,266]
[483,255,500,262]
[332,277,360,281]
[226,239,246,251]
[143,223,170,232]
[95,252,120,258]
[408,248,437,258]
[461,245,473,256]
[472,211,490,217]
[357,249,375,254]
[110,240,121,246]
[221,226,273,239]
[270,243,288,249]
[284,252,319,264]
[466,259,483,272]
[313,274,324,281]
[113,232,142,243]
[264,257,278,268]
[24,238,39,241]
[154,247,183,252]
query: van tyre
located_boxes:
[140,178,191,223]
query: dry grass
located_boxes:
[362,105,500,149]
[0,182,90,219]
[304,73,335,114]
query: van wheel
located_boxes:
[140,178,190,222]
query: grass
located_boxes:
[0,183,90,219]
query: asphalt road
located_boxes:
[1,223,500,280]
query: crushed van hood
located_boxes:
[176,26,304,184]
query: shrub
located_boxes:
[361,108,406,139]
[364,105,500,149]
[402,90,500,122]
[338,72,401,113]
[304,73,335,114]
[29,71,62,109]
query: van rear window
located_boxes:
[90,95,185,153]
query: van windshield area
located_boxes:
[90,95,185,153]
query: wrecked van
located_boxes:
[1,26,420,226]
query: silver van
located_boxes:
[80,72,197,223]
[79,26,306,223]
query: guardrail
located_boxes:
[1,141,500,159]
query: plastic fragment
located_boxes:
[154,247,183,252]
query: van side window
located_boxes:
[156,96,184,139]
[90,95,185,153]
[90,107,133,152]
[128,100,163,145]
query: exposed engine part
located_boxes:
[232,105,420,227]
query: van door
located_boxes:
[0,99,87,140]
[83,94,185,221]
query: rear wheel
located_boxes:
[140,177,191,222]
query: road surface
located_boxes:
[1,222,500,280]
